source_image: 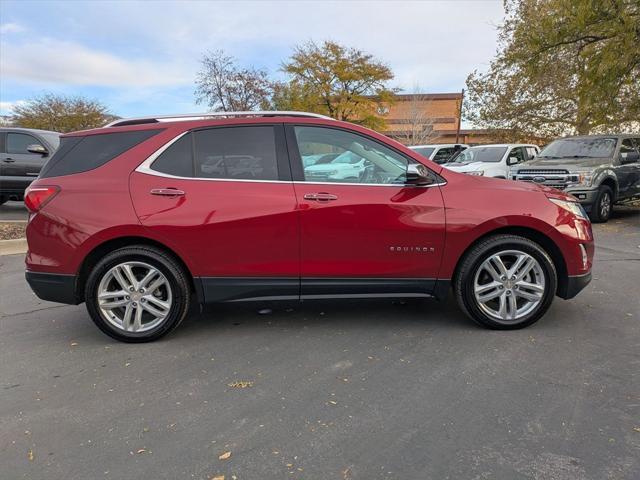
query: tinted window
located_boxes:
[508,147,526,164]
[539,138,616,158]
[40,129,162,178]
[294,126,409,185]
[452,146,507,163]
[7,133,39,154]
[412,147,435,158]
[432,147,455,163]
[620,139,637,154]
[193,126,278,180]
[151,133,193,177]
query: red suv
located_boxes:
[24,112,594,342]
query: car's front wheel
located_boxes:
[454,235,557,329]
[589,185,613,223]
[85,245,191,342]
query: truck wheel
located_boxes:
[85,245,191,342]
[454,234,557,329]
[589,186,613,223]
[0,196,7,206]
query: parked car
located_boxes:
[0,127,61,204]
[444,144,539,178]
[24,112,593,342]
[409,144,468,164]
[511,135,640,222]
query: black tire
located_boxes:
[85,245,191,342]
[589,185,613,223]
[454,234,557,330]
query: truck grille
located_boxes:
[513,168,572,190]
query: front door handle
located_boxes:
[150,188,185,197]
[3,158,15,162]
[304,192,338,201]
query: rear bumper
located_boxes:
[25,271,80,305]
[557,272,592,299]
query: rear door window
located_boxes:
[40,129,162,178]
[150,133,193,177]
[193,126,278,181]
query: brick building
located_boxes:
[377,92,495,145]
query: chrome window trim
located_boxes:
[136,131,446,188]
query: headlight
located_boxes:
[327,170,339,176]
[548,197,589,220]
[568,172,593,187]
[466,170,484,176]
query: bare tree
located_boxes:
[195,50,273,112]
[394,92,438,146]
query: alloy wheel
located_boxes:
[473,250,546,323]
[97,261,172,333]
[600,192,611,219]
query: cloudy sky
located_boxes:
[0,0,504,118]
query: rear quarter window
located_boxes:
[40,129,162,178]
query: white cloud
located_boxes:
[0,38,193,87]
[0,100,26,115]
[0,22,25,34]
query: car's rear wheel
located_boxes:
[85,245,191,342]
[454,235,557,329]
[589,185,613,223]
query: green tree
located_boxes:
[11,93,112,133]
[280,41,396,129]
[465,0,640,140]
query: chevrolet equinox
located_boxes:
[24,112,594,342]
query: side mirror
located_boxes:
[507,156,519,165]
[27,144,48,156]
[620,151,639,164]
[405,164,434,186]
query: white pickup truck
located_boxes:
[409,144,468,164]
[443,144,539,178]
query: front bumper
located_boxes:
[25,271,80,305]
[564,188,599,211]
[557,272,592,299]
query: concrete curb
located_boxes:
[0,238,27,256]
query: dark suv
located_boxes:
[24,112,594,342]
[512,135,640,222]
[0,127,61,204]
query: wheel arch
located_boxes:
[75,236,196,303]
[599,176,617,200]
[452,225,568,297]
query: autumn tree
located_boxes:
[465,0,640,140]
[195,50,273,111]
[280,41,396,128]
[11,93,112,132]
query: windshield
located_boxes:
[411,147,435,158]
[451,146,507,163]
[539,138,616,159]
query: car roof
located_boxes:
[410,144,468,148]
[0,127,61,136]
[557,134,636,140]
[467,143,537,148]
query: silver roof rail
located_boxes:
[104,111,333,127]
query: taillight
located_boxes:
[24,185,60,212]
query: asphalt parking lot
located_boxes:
[1,205,638,480]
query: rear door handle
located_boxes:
[3,158,15,162]
[150,188,185,197]
[303,192,338,201]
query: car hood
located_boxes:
[448,171,576,200]
[444,161,485,172]
[519,156,611,169]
